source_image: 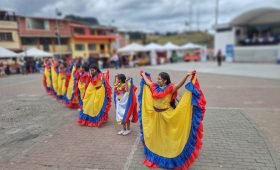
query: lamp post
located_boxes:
[215,0,219,27]
[55,8,62,58]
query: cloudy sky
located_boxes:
[1,0,280,33]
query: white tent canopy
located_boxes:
[145,43,165,51]
[180,43,202,50]
[19,48,54,58]
[117,43,147,53]
[0,46,18,58]
[163,42,180,50]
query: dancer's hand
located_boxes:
[140,71,145,77]
[126,77,131,81]
[187,70,196,76]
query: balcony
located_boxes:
[0,20,17,29]
[73,34,117,40]
[55,45,70,53]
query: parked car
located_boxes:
[184,50,200,62]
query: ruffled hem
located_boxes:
[115,79,138,125]
[77,70,112,127]
[77,113,108,127]
[144,159,160,168]
[139,74,206,169]
[67,102,80,109]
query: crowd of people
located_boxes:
[238,31,279,46]
[42,57,206,169]
[0,58,44,77]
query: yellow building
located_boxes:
[0,9,21,51]
[70,23,117,58]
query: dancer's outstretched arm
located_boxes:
[172,70,196,93]
[141,71,152,87]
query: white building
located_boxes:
[214,8,280,63]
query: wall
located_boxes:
[235,45,279,63]
[0,21,21,50]
[71,38,112,58]
[18,17,71,36]
[214,29,235,56]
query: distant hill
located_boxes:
[127,31,214,48]
[64,15,99,26]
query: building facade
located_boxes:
[214,8,280,63]
[0,9,21,51]
[70,23,117,58]
[1,9,120,59]
[18,16,72,58]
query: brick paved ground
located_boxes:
[0,63,279,170]
[129,109,277,170]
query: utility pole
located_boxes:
[55,8,62,58]
[189,0,193,31]
[215,0,219,27]
[196,8,200,31]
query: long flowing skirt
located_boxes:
[138,76,206,169]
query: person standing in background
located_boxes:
[217,49,223,67]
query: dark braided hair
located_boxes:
[89,64,101,77]
[159,72,176,109]
[117,74,126,83]
[82,62,89,72]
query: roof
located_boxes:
[214,8,280,30]
[18,15,68,21]
[163,42,180,50]
[180,43,202,50]
[117,43,147,53]
[72,34,117,40]
[145,43,165,51]
[0,46,18,58]
[230,7,280,26]
[19,47,53,57]
[0,8,16,13]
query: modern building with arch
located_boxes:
[214,8,280,63]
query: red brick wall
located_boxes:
[18,17,71,36]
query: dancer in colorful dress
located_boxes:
[77,64,112,127]
[114,74,138,136]
[50,59,59,98]
[138,71,206,169]
[64,63,80,108]
[43,58,52,94]
[56,62,67,101]
[77,63,90,108]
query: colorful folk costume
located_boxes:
[50,64,58,98]
[114,79,138,125]
[77,71,90,108]
[77,71,112,127]
[43,63,52,94]
[64,66,80,108]
[56,67,67,101]
[138,73,206,169]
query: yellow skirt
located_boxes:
[139,77,206,169]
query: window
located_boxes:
[21,38,37,45]
[55,38,69,45]
[73,28,85,35]
[26,18,49,30]
[40,38,51,45]
[100,44,105,50]
[75,44,84,51]
[0,32,13,41]
[90,30,96,35]
[97,30,106,35]
[88,44,96,51]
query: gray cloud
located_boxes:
[1,0,280,33]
